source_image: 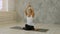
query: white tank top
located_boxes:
[27,15,34,26]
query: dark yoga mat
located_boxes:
[10,26,49,32]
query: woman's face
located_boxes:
[27,9,32,14]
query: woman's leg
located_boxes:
[23,24,35,30]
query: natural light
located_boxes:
[0,0,2,10]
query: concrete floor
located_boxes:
[0,22,60,34]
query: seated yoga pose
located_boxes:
[23,3,35,30]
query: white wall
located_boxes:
[0,0,16,11]
[8,0,16,11]
[0,0,16,23]
[0,0,8,11]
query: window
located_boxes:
[0,0,2,10]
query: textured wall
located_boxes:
[16,0,60,24]
[8,0,16,11]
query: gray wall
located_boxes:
[16,0,60,24]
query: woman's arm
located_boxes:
[32,11,35,17]
[31,8,35,17]
[25,4,30,16]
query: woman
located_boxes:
[23,3,35,30]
